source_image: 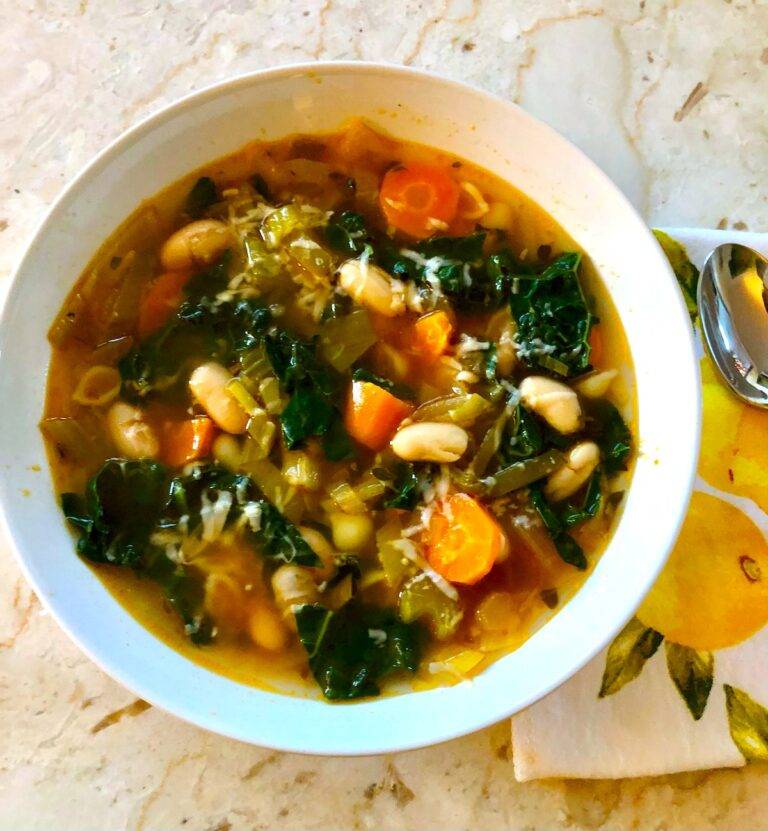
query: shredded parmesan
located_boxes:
[368,628,388,646]
[391,538,458,601]
[200,490,234,542]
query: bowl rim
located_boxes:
[0,60,701,755]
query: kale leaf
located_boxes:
[499,405,544,463]
[509,252,593,377]
[529,483,587,570]
[264,330,354,457]
[584,400,632,474]
[294,602,421,700]
[561,470,602,528]
[185,176,218,219]
[161,463,320,566]
[119,256,272,400]
[62,459,167,566]
[380,462,421,510]
[325,211,372,257]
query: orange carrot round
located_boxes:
[412,311,453,359]
[138,271,191,339]
[379,164,460,239]
[161,417,217,467]
[424,493,506,585]
[344,380,413,451]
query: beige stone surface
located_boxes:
[1,1,768,828]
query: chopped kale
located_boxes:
[509,252,593,377]
[529,483,587,570]
[325,211,372,256]
[561,470,602,528]
[380,462,422,510]
[584,400,632,474]
[185,176,218,219]
[294,602,421,700]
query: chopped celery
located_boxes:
[71,366,121,407]
[243,236,284,278]
[261,204,328,248]
[258,376,284,414]
[320,308,377,372]
[239,345,272,382]
[246,413,276,458]
[399,574,463,639]
[376,518,416,587]
[487,450,564,497]
[282,451,321,491]
[328,481,366,514]
[412,393,492,428]
[470,406,511,476]
[40,416,111,467]
[288,236,338,279]
[355,474,387,503]
[537,354,570,376]
[227,378,262,416]
[239,456,302,522]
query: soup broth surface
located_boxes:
[43,119,635,699]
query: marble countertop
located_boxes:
[2,2,768,829]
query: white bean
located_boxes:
[519,375,582,434]
[338,259,405,317]
[189,362,248,434]
[106,401,160,460]
[573,369,618,399]
[545,441,601,502]
[271,565,320,616]
[160,220,232,271]
[391,422,469,463]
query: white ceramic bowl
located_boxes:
[0,63,700,754]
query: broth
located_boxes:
[43,119,635,699]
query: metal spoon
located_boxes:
[698,243,768,408]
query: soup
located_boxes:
[42,120,634,701]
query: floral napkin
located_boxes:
[512,228,768,781]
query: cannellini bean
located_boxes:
[391,421,469,463]
[248,604,288,651]
[573,369,618,399]
[212,433,242,470]
[329,512,373,552]
[338,259,405,317]
[106,401,160,459]
[299,526,335,580]
[545,441,601,502]
[189,362,248,434]
[160,219,232,271]
[271,565,320,616]
[519,375,582,434]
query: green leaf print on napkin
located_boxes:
[724,685,768,761]
[599,617,664,698]
[665,642,714,720]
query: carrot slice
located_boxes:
[160,417,218,467]
[379,164,460,239]
[138,271,191,339]
[412,310,453,359]
[344,380,413,451]
[588,325,604,366]
[424,493,507,585]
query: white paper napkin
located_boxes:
[511,228,768,781]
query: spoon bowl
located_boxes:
[698,243,768,408]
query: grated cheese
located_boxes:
[392,538,458,601]
[200,490,234,542]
